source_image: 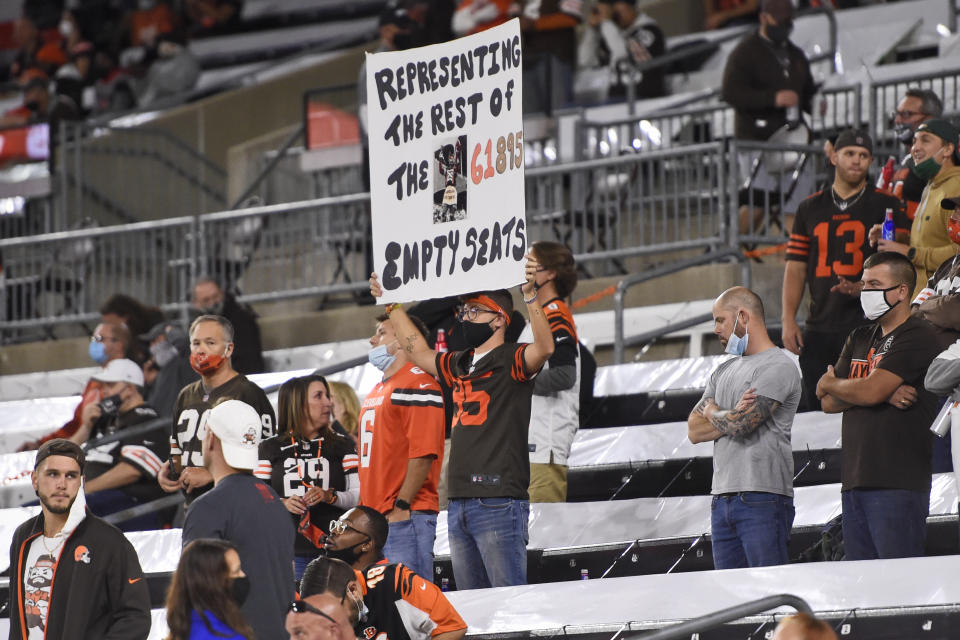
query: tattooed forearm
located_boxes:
[708,396,778,438]
[404,334,420,354]
[692,397,714,416]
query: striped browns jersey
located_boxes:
[256,432,358,556]
[356,560,466,640]
[85,404,167,502]
[786,188,908,332]
[436,343,537,499]
[170,375,276,470]
[358,363,445,513]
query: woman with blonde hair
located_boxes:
[329,381,360,439]
[256,374,359,580]
[165,539,253,640]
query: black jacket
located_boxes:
[721,30,815,141]
[9,508,152,640]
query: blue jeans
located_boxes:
[383,512,437,579]
[711,492,795,569]
[447,498,529,590]
[842,488,929,560]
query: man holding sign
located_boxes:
[369,253,554,589]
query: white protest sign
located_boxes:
[366,20,526,304]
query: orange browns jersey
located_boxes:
[358,363,445,513]
[357,560,466,640]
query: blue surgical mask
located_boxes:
[724,312,749,357]
[89,340,108,364]
[368,344,397,371]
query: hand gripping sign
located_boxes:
[366,19,527,303]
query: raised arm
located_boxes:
[370,273,439,377]
[521,254,555,375]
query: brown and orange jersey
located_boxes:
[436,343,536,499]
[786,187,908,332]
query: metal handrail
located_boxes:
[613,249,746,364]
[637,593,813,639]
[230,123,305,209]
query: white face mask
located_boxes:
[860,285,901,320]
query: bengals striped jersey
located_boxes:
[786,188,907,331]
[436,343,536,499]
[358,363,445,513]
[357,560,466,640]
[256,432,358,556]
[521,297,580,465]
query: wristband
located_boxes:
[385,303,402,315]
[394,498,411,511]
[522,288,538,304]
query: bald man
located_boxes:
[688,286,802,569]
[285,593,356,640]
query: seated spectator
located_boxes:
[141,321,200,418]
[100,292,166,360]
[323,507,467,640]
[138,31,199,106]
[578,0,666,100]
[183,0,242,36]
[256,375,359,581]
[772,614,838,640]
[166,538,254,640]
[91,48,138,114]
[125,0,179,49]
[329,381,360,440]
[19,321,133,450]
[451,0,512,37]
[54,40,95,115]
[0,67,79,128]
[192,277,265,374]
[69,358,167,530]
[8,16,67,80]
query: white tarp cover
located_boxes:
[568,411,842,468]
[445,554,960,635]
[594,356,731,396]
[433,473,959,556]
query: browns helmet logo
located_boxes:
[74,545,91,564]
[242,427,257,445]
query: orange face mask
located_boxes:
[190,350,226,375]
[949,217,960,245]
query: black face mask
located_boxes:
[766,19,793,45]
[24,100,41,113]
[324,539,368,565]
[895,124,915,145]
[461,320,495,349]
[230,576,250,606]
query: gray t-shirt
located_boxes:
[702,347,802,497]
[183,473,295,640]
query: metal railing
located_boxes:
[868,66,960,156]
[576,84,861,161]
[527,142,729,275]
[612,248,747,364]
[731,139,834,248]
[637,593,813,639]
[57,122,226,228]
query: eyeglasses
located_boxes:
[328,519,367,537]
[892,109,926,120]
[91,334,119,343]
[455,304,498,322]
[288,600,338,625]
